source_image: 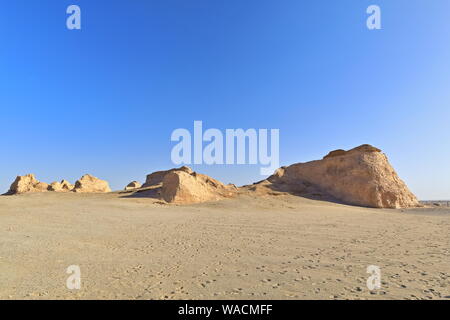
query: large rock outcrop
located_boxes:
[266,144,419,208]
[142,166,193,188]
[133,166,236,204]
[73,174,111,193]
[8,174,49,194]
[161,169,237,204]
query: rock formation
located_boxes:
[161,169,237,204]
[265,144,419,208]
[125,181,142,191]
[4,145,418,208]
[7,174,110,194]
[133,166,236,204]
[73,174,112,193]
[142,166,193,188]
[49,180,74,192]
[8,174,49,194]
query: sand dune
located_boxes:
[0,192,448,300]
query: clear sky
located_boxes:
[1,0,449,199]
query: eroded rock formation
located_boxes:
[124,181,142,191]
[7,174,110,194]
[4,145,419,209]
[142,166,193,188]
[161,169,237,204]
[73,174,111,193]
[8,174,49,194]
[49,180,74,192]
[265,144,419,208]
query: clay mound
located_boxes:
[125,181,142,191]
[266,144,420,209]
[142,166,193,188]
[49,180,74,192]
[73,174,111,193]
[161,169,237,204]
[8,174,49,194]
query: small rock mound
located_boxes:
[161,169,237,204]
[267,144,420,209]
[125,181,142,191]
[8,174,49,194]
[49,180,74,192]
[73,174,111,193]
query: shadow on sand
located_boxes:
[118,186,162,200]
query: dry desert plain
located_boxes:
[0,191,449,300]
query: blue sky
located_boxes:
[1,0,449,199]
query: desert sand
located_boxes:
[0,191,448,300]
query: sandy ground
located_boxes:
[0,192,448,300]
